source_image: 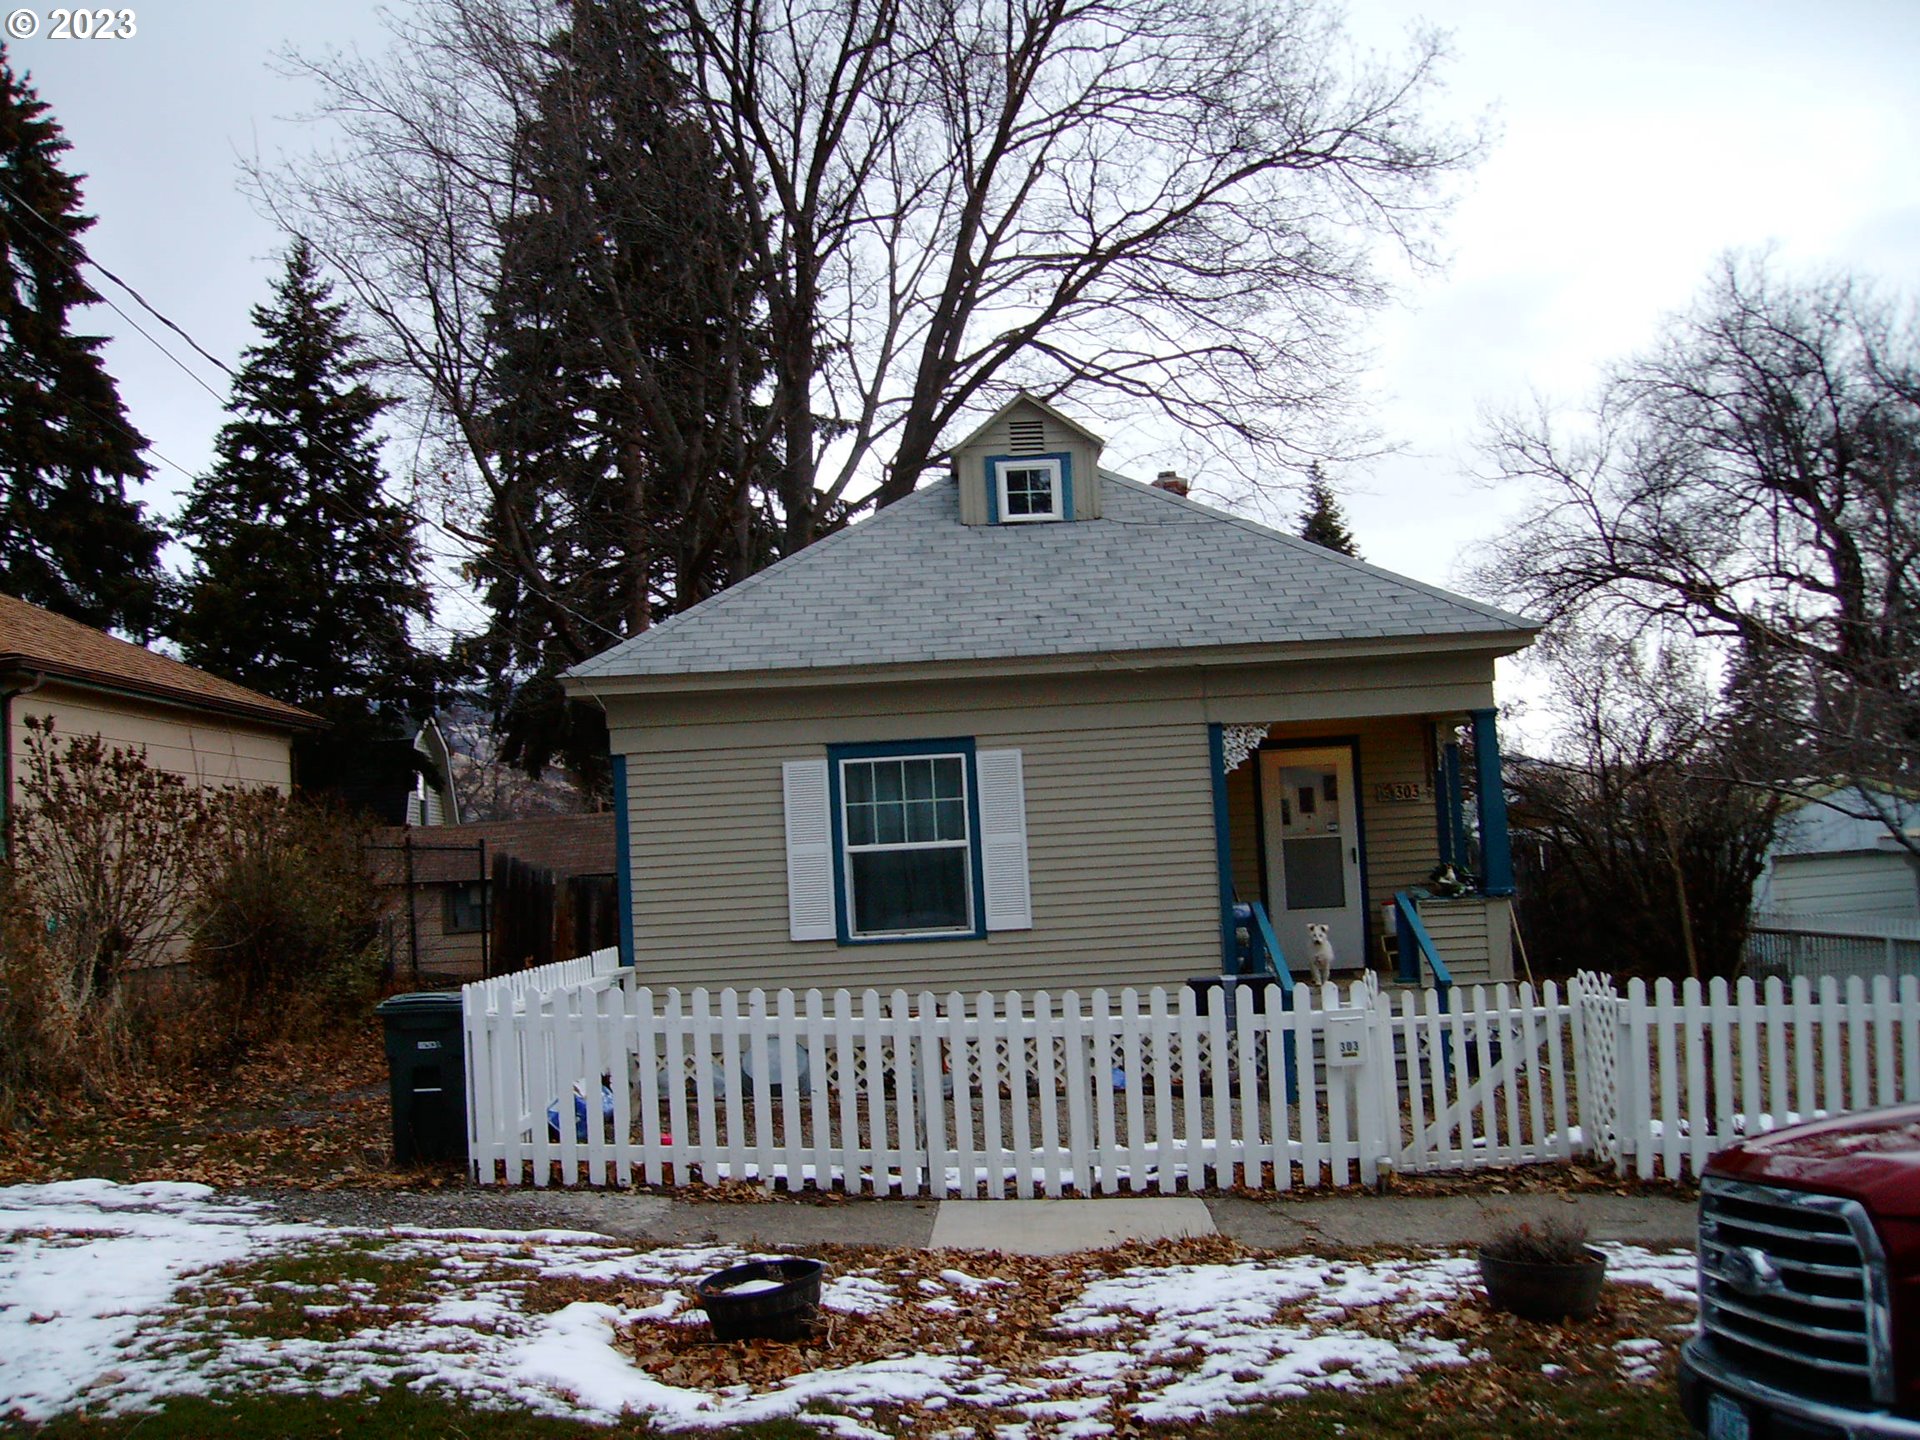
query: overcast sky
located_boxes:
[15,0,1920,665]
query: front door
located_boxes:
[1259,746,1365,974]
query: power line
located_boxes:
[0,176,628,648]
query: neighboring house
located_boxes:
[296,715,460,826]
[364,813,617,982]
[0,591,322,853]
[405,717,461,826]
[563,395,1540,996]
[1753,783,1920,923]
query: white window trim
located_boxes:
[993,456,1065,523]
[837,751,976,940]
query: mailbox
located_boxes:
[1322,1009,1368,1068]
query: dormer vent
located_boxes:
[1007,418,1047,454]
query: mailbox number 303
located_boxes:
[51,9,136,38]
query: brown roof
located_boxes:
[365,814,617,885]
[0,592,323,730]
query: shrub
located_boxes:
[10,716,211,1003]
[189,793,385,1057]
[2,720,386,1124]
[1478,1216,1595,1266]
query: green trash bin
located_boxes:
[375,992,468,1166]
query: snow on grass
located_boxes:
[0,1181,1699,1435]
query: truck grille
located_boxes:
[1698,1176,1892,1409]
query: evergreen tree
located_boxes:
[470,0,781,779]
[175,239,438,731]
[0,48,165,633]
[1297,467,1361,558]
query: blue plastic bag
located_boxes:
[547,1082,616,1143]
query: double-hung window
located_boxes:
[989,455,1069,522]
[837,747,976,938]
[782,742,1032,944]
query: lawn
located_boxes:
[1,1178,1699,1439]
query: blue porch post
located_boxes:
[611,753,636,967]
[1208,724,1234,972]
[1469,708,1515,896]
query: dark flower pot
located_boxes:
[695,1257,826,1342]
[1477,1245,1608,1322]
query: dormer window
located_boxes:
[989,454,1071,523]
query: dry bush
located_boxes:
[10,716,212,1003]
[188,792,385,1059]
[2,721,386,1128]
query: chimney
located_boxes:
[1153,470,1190,497]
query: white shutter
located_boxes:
[976,748,1032,931]
[782,759,837,941]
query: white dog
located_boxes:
[1306,923,1336,988]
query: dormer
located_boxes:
[950,393,1105,526]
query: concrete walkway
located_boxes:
[265,1185,1700,1256]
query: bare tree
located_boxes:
[262,0,1474,558]
[1474,257,1920,854]
[670,0,1476,547]
[1508,636,1781,981]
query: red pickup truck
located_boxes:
[1679,1103,1920,1440]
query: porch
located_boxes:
[1212,711,1516,989]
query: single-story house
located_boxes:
[1753,783,1920,923]
[562,396,1539,996]
[1,591,322,854]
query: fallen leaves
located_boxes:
[0,1022,415,1190]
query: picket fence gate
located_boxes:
[461,954,1600,1193]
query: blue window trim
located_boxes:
[826,738,987,945]
[985,452,1073,524]
[611,753,636,967]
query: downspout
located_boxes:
[0,670,48,863]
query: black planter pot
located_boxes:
[695,1257,827,1342]
[1477,1246,1608,1322]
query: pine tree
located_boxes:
[1297,466,1361,558]
[0,48,165,633]
[175,239,438,731]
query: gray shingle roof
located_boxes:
[566,474,1535,681]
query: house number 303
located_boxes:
[1373,781,1424,803]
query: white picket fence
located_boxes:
[463,962,1590,1192]
[460,961,1920,1193]
[1586,972,1920,1180]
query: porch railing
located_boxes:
[1393,891,1454,1009]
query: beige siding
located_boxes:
[1225,761,1260,903]
[624,720,1217,995]
[609,654,1505,996]
[10,682,294,803]
[1412,895,1513,987]
[954,401,1103,524]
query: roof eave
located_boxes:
[0,657,327,731]
[563,627,1539,700]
